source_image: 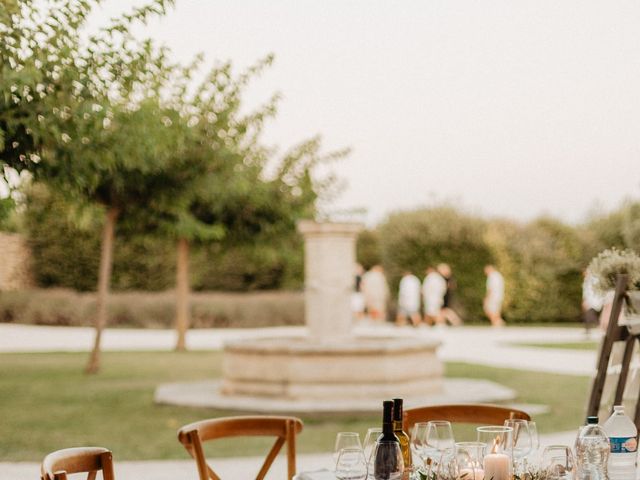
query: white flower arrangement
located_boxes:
[587,248,640,296]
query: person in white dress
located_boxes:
[396,271,422,326]
[484,265,505,327]
[423,267,447,326]
[361,265,390,322]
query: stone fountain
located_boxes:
[155,221,517,412]
[220,221,443,405]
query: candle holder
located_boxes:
[477,426,513,480]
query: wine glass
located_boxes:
[410,422,430,474]
[334,432,363,464]
[424,421,454,475]
[363,428,382,479]
[371,441,404,480]
[504,419,532,474]
[541,445,575,480]
[336,447,368,480]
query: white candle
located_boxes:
[459,467,485,480]
[483,453,510,480]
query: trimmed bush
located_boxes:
[377,207,493,321]
[0,289,304,328]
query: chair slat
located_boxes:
[404,404,531,432]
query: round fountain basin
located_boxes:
[221,335,443,400]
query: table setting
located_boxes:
[295,399,639,480]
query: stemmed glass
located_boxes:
[526,421,540,467]
[363,428,382,479]
[504,419,532,475]
[335,447,368,480]
[410,422,430,475]
[335,432,363,464]
[541,445,575,480]
[425,421,455,474]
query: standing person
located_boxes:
[351,263,366,320]
[361,264,390,322]
[396,270,422,326]
[483,264,505,327]
[437,263,463,326]
[582,269,603,337]
[423,266,446,326]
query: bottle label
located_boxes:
[609,436,638,453]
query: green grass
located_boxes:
[509,341,599,350]
[0,352,591,461]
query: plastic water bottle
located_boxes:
[602,405,638,480]
[575,416,610,480]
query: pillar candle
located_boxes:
[483,453,510,480]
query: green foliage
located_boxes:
[357,229,382,270]
[23,185,305,291]
[485,217,589,323]
[377,207,492,320]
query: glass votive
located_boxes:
[477,426,513,480]
[455,442,486,480]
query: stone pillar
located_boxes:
[297,221,363,342]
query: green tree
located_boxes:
[1,0,186,372]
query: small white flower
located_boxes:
[61,133,71,143]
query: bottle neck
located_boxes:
[393,418,403,432]
[382,419,397,441]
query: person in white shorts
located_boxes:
[484,264,505,327]
[396,271,422,326]
[423,266,446,326]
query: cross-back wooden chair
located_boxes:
[403,404,531,433]
[177,415,304,480]
[40,447,115,480]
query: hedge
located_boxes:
[0,289,304,329]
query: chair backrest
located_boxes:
[403,404,531,432]
[177,415,304,480]
[41,447,115,480]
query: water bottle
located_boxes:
[575,416,610,480]
[602,405,638,480]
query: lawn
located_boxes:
[0,352,590,461]
[509,341,599,350]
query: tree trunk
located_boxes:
[175,237,190,351]
[85,207,119,374]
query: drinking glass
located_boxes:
[410,422,430,474]
[371,441,404,480]
[363,428,382,478]
[504,418,532,474]
[335,447,368,480]
[541,445,575,480]
[526,420,540,470]
[335,432,363,464]
[424,421,455,475]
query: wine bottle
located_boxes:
[374,400,404,480]
[393,398,412,476]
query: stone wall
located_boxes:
[0,232,33,290]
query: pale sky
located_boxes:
[88,0,640,225]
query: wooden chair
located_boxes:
[403,404,531,433]
[40,447,115,480]
[177,415,304,480]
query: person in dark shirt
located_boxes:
[437,263,462,326]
